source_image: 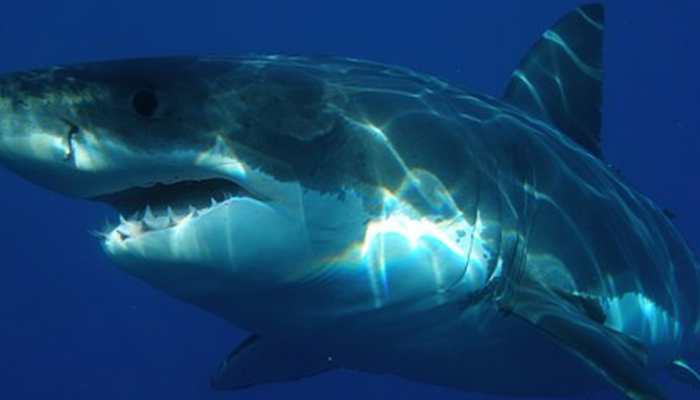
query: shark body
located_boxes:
[0,4,698,399]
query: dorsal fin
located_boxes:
[503,4,605,158]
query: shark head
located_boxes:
[0,56,497,331]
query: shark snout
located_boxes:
[0,105,86,195]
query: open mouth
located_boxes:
[94,178,256,240]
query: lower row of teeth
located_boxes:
[111,197,227,240]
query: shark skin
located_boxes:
[0,4,698,399]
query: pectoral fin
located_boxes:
[502,280,665,400]
[211,334,336,390]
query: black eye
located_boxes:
[131,89,159,118]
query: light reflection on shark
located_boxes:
[0,4,698,399]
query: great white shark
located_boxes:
[0,4,698,399]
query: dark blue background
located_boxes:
[0,1,698,399]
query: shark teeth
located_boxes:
[107,195,238,242]
[142,219,157,232]
[144,205,155,220]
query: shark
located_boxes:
[0,4,698,399]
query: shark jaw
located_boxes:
[92,166,314,303]
[96,177,260,243]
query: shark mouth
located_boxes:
[94,178,256,240]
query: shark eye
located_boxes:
[131,89,159,118]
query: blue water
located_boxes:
[0,1,698,399]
